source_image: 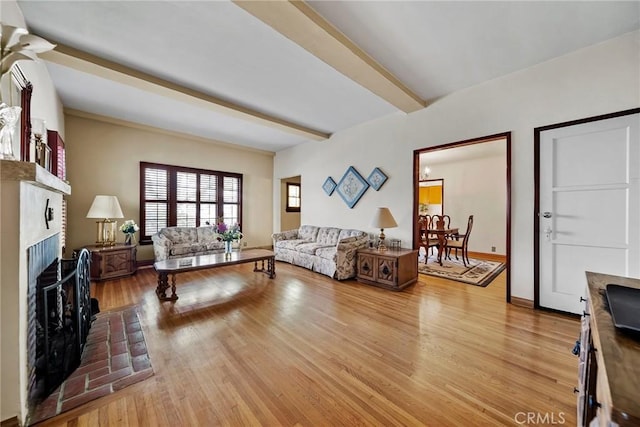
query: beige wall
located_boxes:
[280,175,301,231]
[65,114,274,261]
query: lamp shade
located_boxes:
[86,195,124,219]
[371,207,398,229]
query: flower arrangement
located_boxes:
[210,219,243,242]
[120,220,139,235]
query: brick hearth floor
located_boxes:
[31,306,154,424]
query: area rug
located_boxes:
[30,306,154,424]
[418,255,505,287]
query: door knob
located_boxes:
[542,212,552,218]
[544,226,552,240]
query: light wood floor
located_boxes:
[35,259,579,426]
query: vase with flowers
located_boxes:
[120,220,139,245]
[211,219,243,255]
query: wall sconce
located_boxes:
[86,195,124,246]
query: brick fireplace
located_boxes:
[1,160,71,425]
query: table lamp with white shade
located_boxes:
[371,207,398,251]
[86,195,124,246]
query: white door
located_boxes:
[539,113,640,314]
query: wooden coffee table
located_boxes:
[153,249,275,301]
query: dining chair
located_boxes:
[433,214,451,230]
[428,214,444,255]
[446,215,474,267]
[418,215,429,235]
[418,215,439,262]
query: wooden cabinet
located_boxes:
[356,248,418,291]
[578,272,640,426]
[81,244,137,281]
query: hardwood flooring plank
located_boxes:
[36,261,578,426]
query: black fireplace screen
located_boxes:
[28,247,91,410]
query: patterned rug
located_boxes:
[418,255,505,287]
[31,306,154,424]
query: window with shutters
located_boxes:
[140,162,242,243]
[286,183,301,212]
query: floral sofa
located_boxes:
[272,225,369,280]
[151,226,225,261]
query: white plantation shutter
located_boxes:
[140,162,242,241]
[200,174,217,202]
[200,174,217,225]
[176,172,197,227]
[143,166,168,237]
[223,176,240,225]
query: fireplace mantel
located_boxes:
[1,159,70,195]
[1,159,71,424]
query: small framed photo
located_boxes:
[323,176,337,196]
[367,167,388,191]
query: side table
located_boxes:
[77,244,137,281]
[356,247,418,291]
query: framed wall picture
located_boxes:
[367,167,388,191]
[322,176,337,196]
[336,166,369,208]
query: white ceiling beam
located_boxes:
[39,42,330,141]
[234,0,426,113]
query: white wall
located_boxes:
[274,30,640,301]
[428,149,507,255]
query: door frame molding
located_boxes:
[533,107,640,310]
[413,132,512,302]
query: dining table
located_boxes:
[427,227,459,265]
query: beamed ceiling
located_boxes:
[15,0,640,152]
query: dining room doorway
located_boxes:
[413,132,511,302]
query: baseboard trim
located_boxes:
[467,251,506,263]
[137,259,154,268]
[1,416,20,427]
[510,296,534,309]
